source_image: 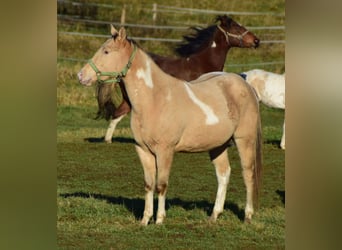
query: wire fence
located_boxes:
[58,1,285,67]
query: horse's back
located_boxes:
[187,72,259,123]
[191,72,256,102]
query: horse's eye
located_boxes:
[104,50,109,54]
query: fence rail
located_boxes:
[58,14,285,32]
[58,31,285,44]
[58,1,284,69]
[57,56,284,68]
[57,0,285,17]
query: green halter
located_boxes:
[88,44,137,84]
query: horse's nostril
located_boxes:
[254,39,260,47]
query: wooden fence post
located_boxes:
[121,4,126,26]
[152,3,157,24]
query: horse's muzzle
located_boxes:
[254,38,260,48]
[77,71,93,86]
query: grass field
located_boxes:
[57,104,285,249]
[58,0,284,249]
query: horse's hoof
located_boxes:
[140,219,149,226]
[244,217,252,224]
[156,215,165,225]
[208,214,217,223]
[155,220,164,225]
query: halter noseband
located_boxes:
[217,25,249,47]
[88,44,137,84]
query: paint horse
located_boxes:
[97,15,260,143]
[240,69,285,149]
[78,26,262,225]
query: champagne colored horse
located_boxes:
[240,69,285,149]
[96,15,260,143]
[78,26,262,225]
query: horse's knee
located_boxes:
[156,182,168,195]
[144,182,154,192]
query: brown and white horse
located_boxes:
[97,15,260,143]
[78,26,262,225]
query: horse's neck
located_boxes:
[191,39,230,71]
[124,49,179,113]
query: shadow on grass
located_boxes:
[60,192,245,221]
[84,137,136,144]
[264,139,281,148]
[276,189,285,205]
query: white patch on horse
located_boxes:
[136,59,153,88]
[211,41,217,48]
[184,83,219,125]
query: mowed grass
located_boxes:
[57,104,284,249]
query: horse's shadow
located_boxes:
[84,137,135,144]
[276,189,285,204]
[60,192,245,221]
[264,139,282,148]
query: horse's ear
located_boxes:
[111,24,118,37]
[118,27,127,40]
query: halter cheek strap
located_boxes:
[217,25,249,47]
[88,44,137,84]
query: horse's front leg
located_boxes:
[104,100,130,143]
[155,149,174,224]
[135,145,156,226]
[104,114,126,143]
[209,148,231,222]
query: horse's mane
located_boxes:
[175,15,232,57]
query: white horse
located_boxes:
[240,69,285,149]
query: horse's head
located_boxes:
[216,15,260,48]
[78,25,135,86]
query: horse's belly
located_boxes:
[175,122,235,152]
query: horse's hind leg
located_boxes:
[280,120,285,150]
[135,146,156,226]
[104,114,126,143]
[209,147,231,222]
[234,136,257,222]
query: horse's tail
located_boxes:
[253,111,263,209]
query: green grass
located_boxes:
[58,1,284,248]
[57,104,285,249]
